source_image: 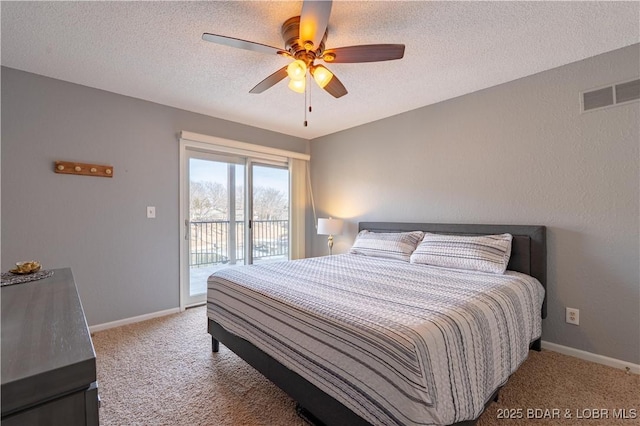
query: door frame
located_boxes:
[179,136,299,311]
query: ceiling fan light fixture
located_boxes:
[288,78,306,94]
[203,0,406,101]
[311,65,334,88]
[287,59,307,80]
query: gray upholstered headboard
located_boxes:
[358,222,547,318]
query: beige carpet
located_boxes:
[93,307,639,425]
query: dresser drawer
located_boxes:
[1,381,99,426]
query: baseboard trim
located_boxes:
[89,307,181,333]
[542,340,639,374]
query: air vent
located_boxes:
[615,79,640,104]
[583,87,613,111]
[581,78,640,113]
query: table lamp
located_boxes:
[317,218,344,256]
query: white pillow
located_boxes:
[350,230,424,262]
[410,233,513,274]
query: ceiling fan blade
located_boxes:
[323,44,405,63]
[202,33,283,56]
[249,66,289,94]
[322,72,347,98]
[299,0,332,50]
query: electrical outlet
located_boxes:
[566,307,579,325]
[146,206,156,219]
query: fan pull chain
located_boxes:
[304,82,308,127]
[308,73,312,113]
[304,72,310,127]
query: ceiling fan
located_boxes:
[202,0,405,99]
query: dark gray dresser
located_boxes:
[1,268,99,425]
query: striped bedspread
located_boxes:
[207,254,544,426]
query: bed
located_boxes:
[207,222,547,426]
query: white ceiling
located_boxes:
[2,1,639,139]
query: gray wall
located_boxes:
[309,44,640,364]
[1,67,309,326]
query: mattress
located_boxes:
[207,254,544,426]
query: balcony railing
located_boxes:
[189,219,288,267]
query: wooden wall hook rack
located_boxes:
[54,161,114,178]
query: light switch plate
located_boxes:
[147,206,156,219]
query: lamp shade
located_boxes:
[317,218,344,236]
[311,65,334,88]
[286,59,307,80]
[288,78,306,93]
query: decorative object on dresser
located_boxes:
[1,260,55,287]
[317,217,344,255]
[1,270,54,287]
[9,260,41,274]
[1,268,99,425]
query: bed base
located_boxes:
[211,335,542,355]
[531,337,542,352]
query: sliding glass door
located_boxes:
[181,150,290,307]
[185,153,245,306]
[250,163,290,265]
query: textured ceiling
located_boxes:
[1,1,639,139]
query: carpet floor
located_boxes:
[93,306,639,425]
